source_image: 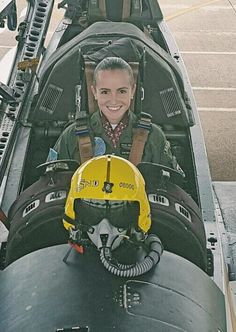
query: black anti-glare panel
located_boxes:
[0,245,226,332]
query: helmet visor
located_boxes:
[75,199,139,229]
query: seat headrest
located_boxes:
[87,0,142,23]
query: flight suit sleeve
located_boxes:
[159,130,175,168]
[148,124,185,176]
[53,124,79,161]
[145,124,176,169]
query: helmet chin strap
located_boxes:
[87,218,127,250]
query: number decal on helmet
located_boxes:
[119,182,135,190]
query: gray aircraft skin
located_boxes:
[0,1,236,331]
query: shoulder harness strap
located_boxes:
[75,111,93,164]
[129,112,152,166]
[122,0,131,20]
[0,207,10,230]
[98,0,106,17]
[75,61,97,164]
[85,61,97,115]
[88,0,106,20]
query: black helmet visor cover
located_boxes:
[74,199,139,229]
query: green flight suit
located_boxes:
[54,110,175,168]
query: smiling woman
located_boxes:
[53,56,176,170]
[91,57,136,124]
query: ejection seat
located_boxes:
[57,0,163,48]
[30,27,193,197]
[6,41,210,275]
[29,24,195,190]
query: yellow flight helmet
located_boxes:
[63,154,151,233]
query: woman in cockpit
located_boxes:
[53,56,177,169]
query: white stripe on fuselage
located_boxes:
[198,107,236,112]
[181,51,236,55]
[193,87,236,91]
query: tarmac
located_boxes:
[159,0,236,181]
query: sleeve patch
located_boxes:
[164,141,171,154]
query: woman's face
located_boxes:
[91,69,136,124]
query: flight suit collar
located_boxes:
[89,110,137,136]
[89,110,137,155]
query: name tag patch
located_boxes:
[120,143,132,156]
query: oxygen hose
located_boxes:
[100,234,163,277]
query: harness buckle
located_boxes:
[136,112,152,131]
[75,112,89,136]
